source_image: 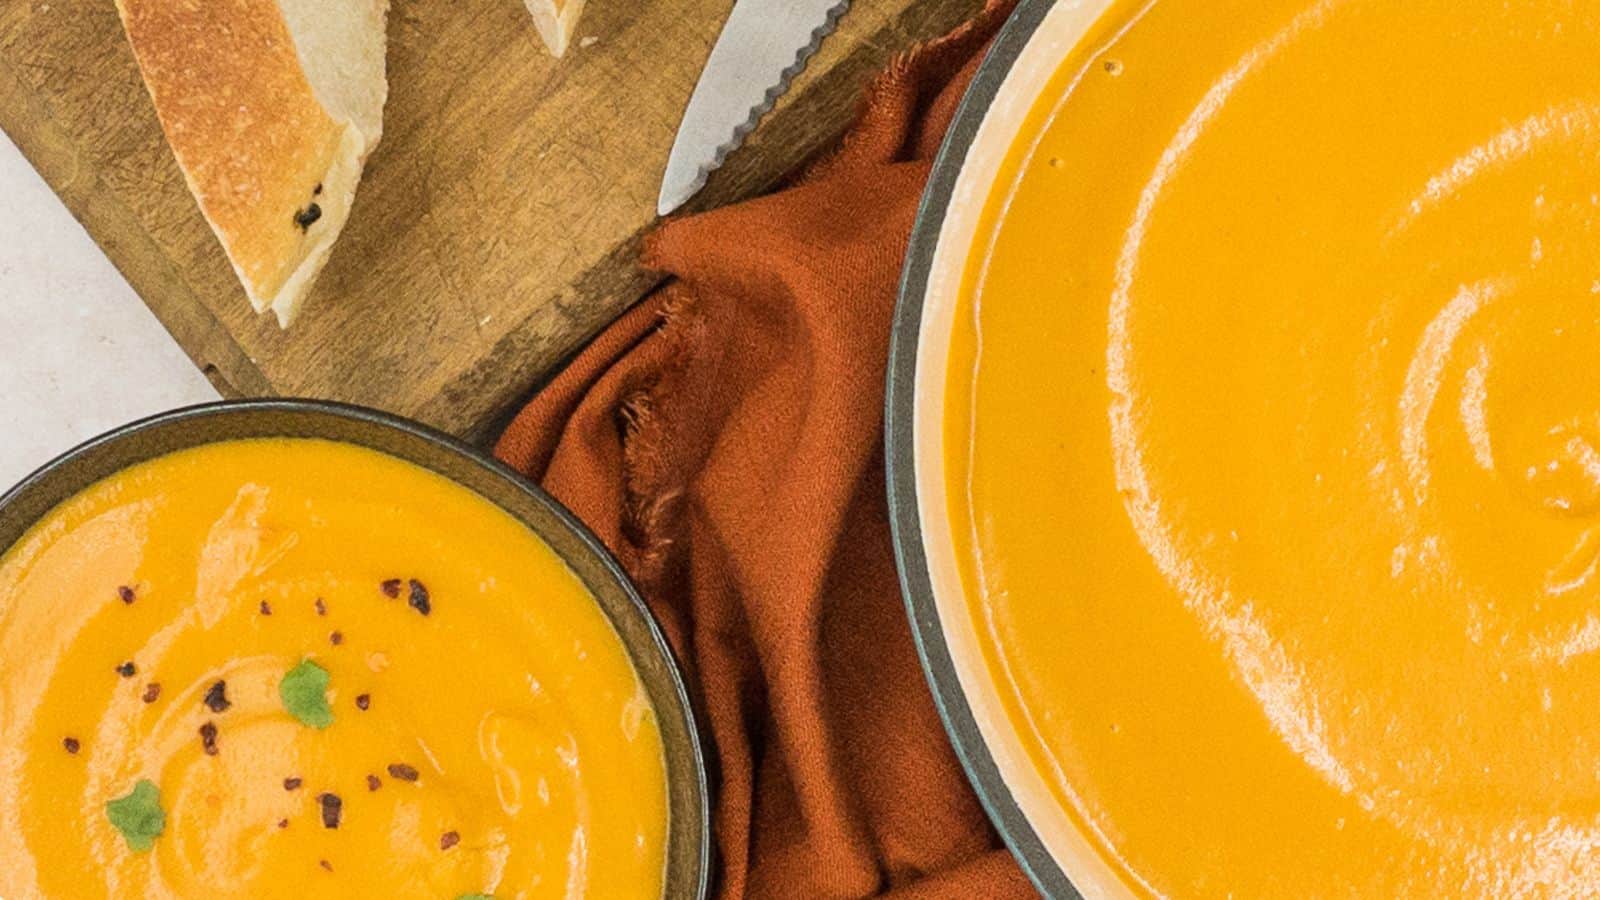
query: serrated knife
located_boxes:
[658,0,852,216]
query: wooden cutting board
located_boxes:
[0,0,977,442]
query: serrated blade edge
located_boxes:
[658,0,852,216]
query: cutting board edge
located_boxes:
[0,53,270,401]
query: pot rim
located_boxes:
[885,1,1085,896]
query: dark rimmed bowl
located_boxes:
[0,399,711,899]
[887,0,1111,897]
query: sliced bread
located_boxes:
[115,0,389,327]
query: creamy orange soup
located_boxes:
[946,0,1600,893]
[0,439,666,898]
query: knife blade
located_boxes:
[658,0,852,216]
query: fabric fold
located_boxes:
[495,3,1037,895]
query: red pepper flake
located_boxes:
[386,763,419,782]
[380,578,402,599]
[118,585,136,605]
[199,721,219,756]
[318,859,333,872]
[283,777,302,791]
[294,203,323,232]
[62,737,80,754]
[366,774,381,791]
[260,600,273,616]
[407,579,431,616]
[203,680,231,713]
[142,683,162,704]
[440,830,460,851]
[317,793,342,828]
[116,662,136,678]
[314,597,327,616]
[329,631,344,646]
[355,694,370,711]
[277,818,289,829]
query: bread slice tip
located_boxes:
[524,0,588,57]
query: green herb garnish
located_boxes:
[279,659,333,729]
[106,779,165,852]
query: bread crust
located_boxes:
[116,0,368,324]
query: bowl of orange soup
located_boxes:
[0,400,709,899]
[890,0,1600,895]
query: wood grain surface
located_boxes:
[0,0,979,442]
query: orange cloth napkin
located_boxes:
[495,3,1035,896]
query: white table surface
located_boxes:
[0,130,218,493]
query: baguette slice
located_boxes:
[524,0,587,57]
[115,0,389,327]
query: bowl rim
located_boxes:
[885,0,1083,897]
[0,397,712,898]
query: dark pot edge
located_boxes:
[885,1,1084,897]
